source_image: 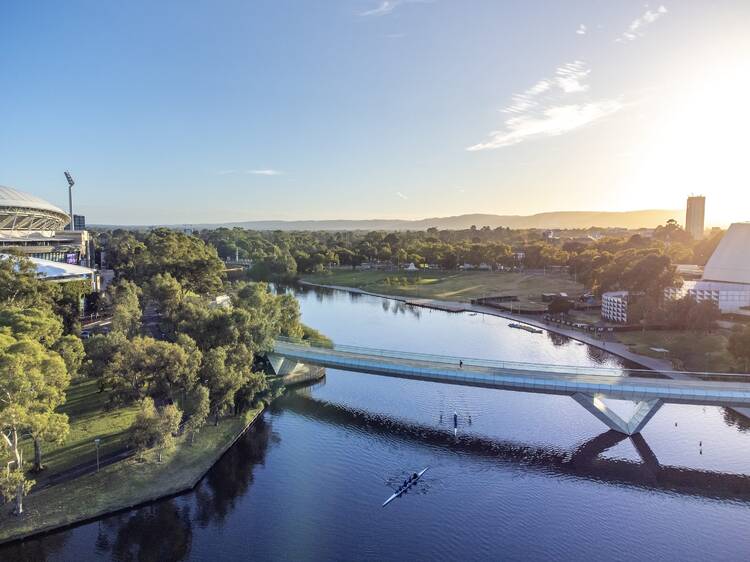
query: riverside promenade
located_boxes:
[299,281,673,371]
[298,281,750,420]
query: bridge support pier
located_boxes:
[572,393,663,435]
[267,353,301,376]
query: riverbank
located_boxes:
[301,270,583,312]
[299,280,673,367]
[299,279,750,421]
[0,406,264,546]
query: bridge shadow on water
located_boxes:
[277,391,750,504]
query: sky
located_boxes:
[1,0,749,226]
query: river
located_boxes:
[4,286,750,561]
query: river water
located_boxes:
[5,286,750,561]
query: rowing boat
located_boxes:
[382,467,429,507]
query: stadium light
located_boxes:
[64,171,74,230]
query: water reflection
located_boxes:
[0,417,275,562]
[0,528,70,561]
[193,417,275,528]
[545,331,571,347]
[97,502,193,561]
[281,392,750,504]
[722,407,750,432]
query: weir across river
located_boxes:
[268,338,750,435]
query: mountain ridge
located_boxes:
[94,209,683,231]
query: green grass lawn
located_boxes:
[0,407,262,544]
[20,378,139,485]
[302,270,583,310]
[616,330,736,372]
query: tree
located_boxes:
[53,280,91,334]
[82,332,128,384]
[27,410,69,472]
[129,398,183,462]
[183,384,210,444]
[106,279,142,337]
[147,272,184,318]
[104,336,201,406]
[0,469,34,517]
[547,298,574,315]
[52,334,85,379]
[686,299,721,332]
[155,404,182,462]
[0,337,70,513]
[130,398,159,458]
[200,347,245,424]
[0,255,56,310]
[658,297,721,331]
[141,229,225,294]
[0,307,63,348]
[729,326,750,373]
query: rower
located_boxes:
[453,411,458,428]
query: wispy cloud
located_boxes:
[618,5,667,42]
[576,24,587,35]
[359,0,430,17]
[467,61,622,151]
[247,169,283,176]
[395,191,408,200]
[360,1,399,16]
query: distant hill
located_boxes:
[95,210,682,231]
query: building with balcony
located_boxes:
[601,291,630,323]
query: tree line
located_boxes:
[1,229,305,516]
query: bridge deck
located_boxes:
[272,341,750,407]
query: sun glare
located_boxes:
[628,57,750,225]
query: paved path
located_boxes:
[299,281,674,372]
[299,281,750,419]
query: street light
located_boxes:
[94,438,101,472]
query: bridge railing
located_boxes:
[274,336,750,382]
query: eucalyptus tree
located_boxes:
[0,337,70,514]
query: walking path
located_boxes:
[299,281,673,372]
[299,280,750,419]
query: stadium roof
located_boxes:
[0,185,69,230]
[1,253,96,284]
[702,223,750,285]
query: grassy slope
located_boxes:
[20,379,139,484]
[616,330,735,372]
[302,270,583,309]
[0,407,262,544]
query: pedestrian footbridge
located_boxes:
[268,338,750,436]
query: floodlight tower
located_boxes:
[64,171,75,230]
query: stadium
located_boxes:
[0,185,70,230]
[0,184,91,265]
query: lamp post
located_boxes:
[94,438,101,472]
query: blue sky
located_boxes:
[2,1,749,225]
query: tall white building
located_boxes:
[685,195,705,240]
